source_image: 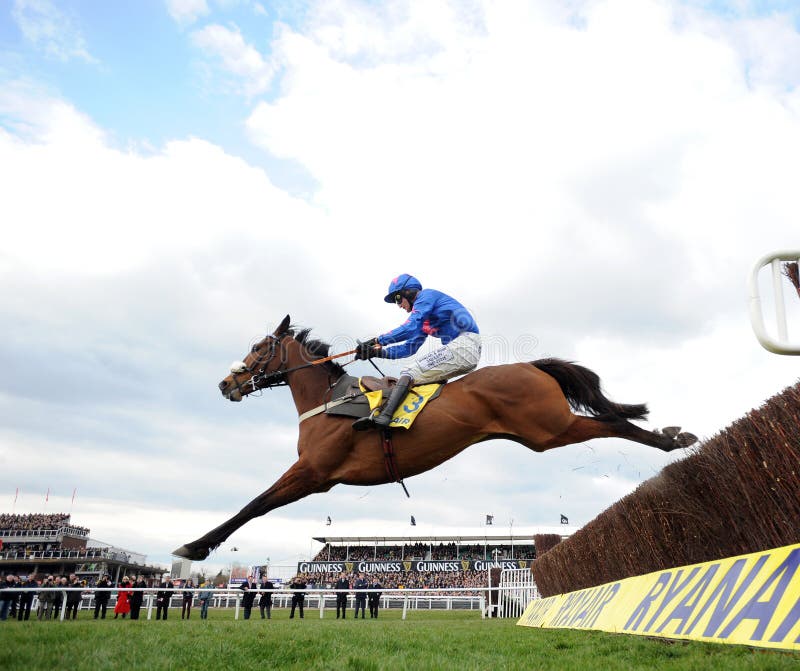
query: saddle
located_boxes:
[323,375,389,420]
[325,375,442,421]
[358,375,398,393]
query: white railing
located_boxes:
[749,250,800,355]
[0,586,536,621]
[0,549,145,563]
[496,568,538,618]
[0,526,88,541]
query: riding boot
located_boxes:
[374,375,412,428]
[352,375,413,431]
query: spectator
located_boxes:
[334,572,349,619]
[240,579,256,620]
[114,576,132,619]
[353,573,368,619]
[130,575,147,620]
[53,576,68,619]
[94,575,111,620]
[181,579,194,620]
[155,575,174,620]
[37,575,55,620]
[368,577,382,619]
[65,574,83,620]
[289,575,306,619]
[198,581,213,620]
[17,574,37,621]
[0,574,19,621]
[258,574,274,620]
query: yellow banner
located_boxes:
[362,383,441,430]
[518,543,800,651]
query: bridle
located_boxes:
[250,334,291,391]
[229,333,356,397]
[227,334,289,397]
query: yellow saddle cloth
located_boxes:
[359,379,443,430]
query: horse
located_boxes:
[173,315,697,560]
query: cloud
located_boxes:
[165,0,210,25]
[0,82,326,277]
[11,0,95,62]
[191,23,275,96]
[245,0,800,339]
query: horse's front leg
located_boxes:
[172,459,329,560]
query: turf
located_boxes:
[1,609,798,670]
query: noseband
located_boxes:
[229,334,289,397]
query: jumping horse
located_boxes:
[173,315,697,560]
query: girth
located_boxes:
[381,428,409,498]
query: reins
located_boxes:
[253,344,386,390]
[251,342,357,390]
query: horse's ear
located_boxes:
[275,315,291,336]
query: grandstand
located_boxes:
[290,524,575,592]
[0,513,166,583]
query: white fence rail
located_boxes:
[749,250,800,355]
[0,585,539,621]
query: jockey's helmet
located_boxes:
[384,274,422,303]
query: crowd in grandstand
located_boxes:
[0,513,89,535]
[291,568,489,596]
[312,542,536,561]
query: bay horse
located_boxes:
[173,315,697,560]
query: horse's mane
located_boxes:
[290,327,346,378]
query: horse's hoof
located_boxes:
[172,544,209,561]
[676,432,698,448]
[661,426,681,439]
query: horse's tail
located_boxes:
[531,358,649,422]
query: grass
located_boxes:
[1,609,798,670]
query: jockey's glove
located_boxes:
[355,337,381,360]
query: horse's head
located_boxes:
[218,315,292,402]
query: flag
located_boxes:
[45,487,49,503]
[486,514,494,525]
[410,515,416,526]
[560,514,569,525]
[71,488,77,505]
[14,488,18,505]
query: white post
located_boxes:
[319,592,325,618]
[401,595,408,620]
[487,566,492,618]
[772,259,789,342]
[146,593,153,620]
[234,593,240,620]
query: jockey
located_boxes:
[352,273,481,431]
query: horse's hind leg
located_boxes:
[542,415,696,452]
[173,459,330,560]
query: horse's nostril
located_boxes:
[218,380,228,391]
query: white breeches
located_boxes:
[401,332,482,384]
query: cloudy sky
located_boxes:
[1,0,798,576]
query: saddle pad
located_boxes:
[361,382,443,430]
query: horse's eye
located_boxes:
[251,344,259,354]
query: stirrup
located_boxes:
[373,412,393,428]
[352,414,377,432]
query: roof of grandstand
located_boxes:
[312,523,577,544]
